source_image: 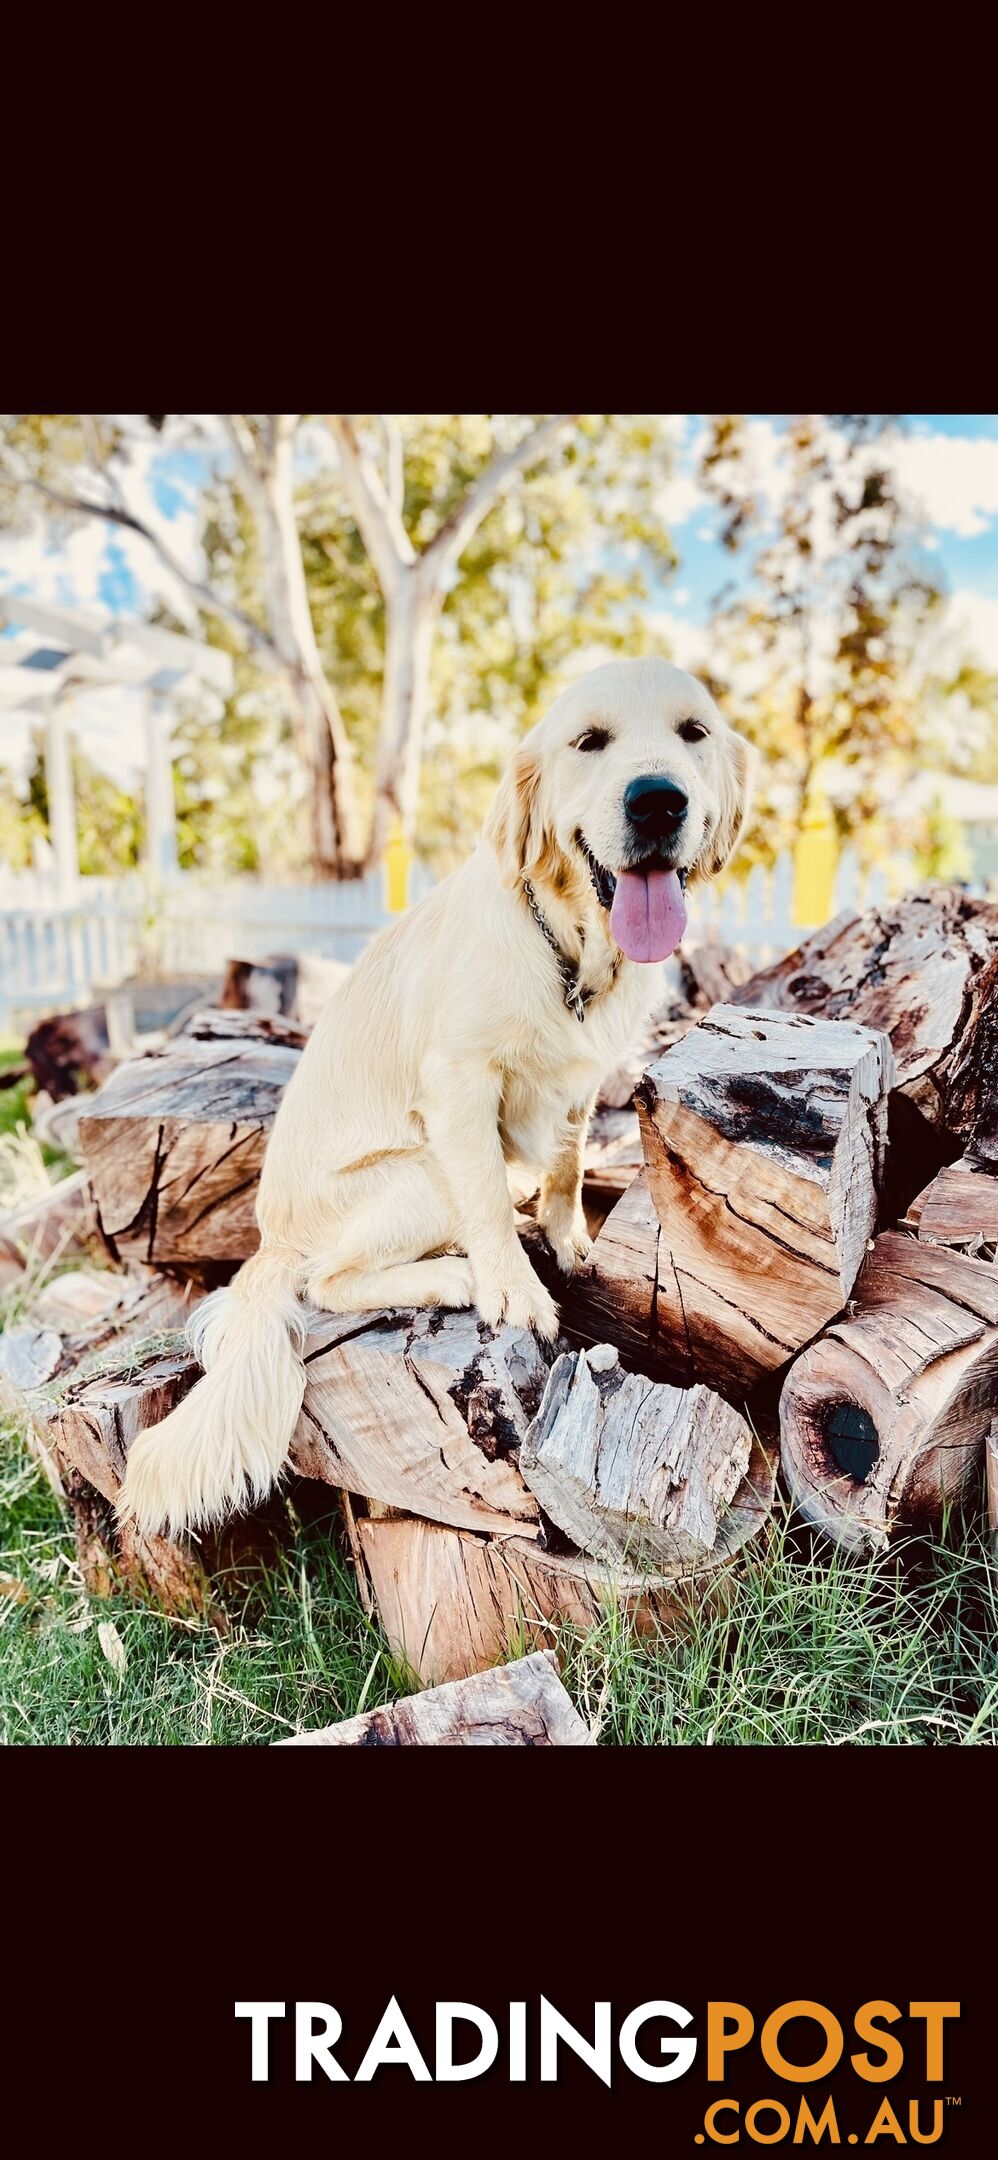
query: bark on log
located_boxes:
[355,1512,733,1686]
[734,888,998,1159]
[519,1344,776,1571]
[631,1005,893,1394]
[904,1154,998,1255]
[780,1232,998,1553]
[293,1306,549,1535]
[279,1649,591,1746]
[78,1009,306,1267]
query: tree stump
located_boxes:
[519,1344,776,1571]
[780,1232,998,1553]
[78,1009,307,1268]
[631,1004,893,1394]
[734,888,998,1162]
[279,1650,591,1746]
[293,1306,550,1535]
[354,1512,733,1686]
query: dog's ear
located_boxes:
[700,727,757,880]
[485,744,549,883]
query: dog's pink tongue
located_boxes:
[610,868,688,962]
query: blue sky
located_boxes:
[2,414,998,785]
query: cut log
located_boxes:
[631,1004,893,1394]
[30,1295,547,1603]
[293,1307,549,1535]
[37,1329,283,1614]
[780,1232,998,1553]
[278,1650,591,1746]
[355,1513,733,1687]
[943,950,998,1167]
[734,888,998,1159]
[26,1004,113,1100]
[519,1344,776,1571]
[904,1154,998,1255]
[539,1171,688,1382]
[78,1009,306,1267]
[221,955,299,1018]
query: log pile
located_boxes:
[4,885,997,1701]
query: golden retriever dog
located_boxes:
[120,657,755,1537]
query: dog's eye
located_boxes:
[678,718,709,743]
[573,727,611,753]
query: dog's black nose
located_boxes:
[624,774,688,836]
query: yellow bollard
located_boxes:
[793,779,838,928]
[384,818,414,913]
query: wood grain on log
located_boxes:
[355,1513,732,1686]
[519,1344,776,1571]
[734,888,998,1154]
[293,1306,549,1535]
[79,1010,305,1267]
[905,1155,998,1255]
[631,1004,893,1394]
[780,1232,998,1553]
[279,1650,591,1746]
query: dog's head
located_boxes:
[486,657,756,962]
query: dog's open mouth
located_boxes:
[577,833,689,964]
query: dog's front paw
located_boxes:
[541,1207,593,1276]
[474,1262,560,1341]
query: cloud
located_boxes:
[891,431,998,538]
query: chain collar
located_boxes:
[521,877,597,1023]
[520,856,690,1024]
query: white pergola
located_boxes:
[0,596,234,897]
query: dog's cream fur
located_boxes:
[120,658,754,1537]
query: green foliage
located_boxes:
[21,730,144,875]
[699,415,945,866]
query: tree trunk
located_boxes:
[78,1009,307,1269]
[780,1232,998,1553]
[233,420,363,879]
[367,571,438,866]
[632,1004,894,1394]
[278,1649,591,1746]
[519,1343,776,1572]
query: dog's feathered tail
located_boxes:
[117,1246,308,1539]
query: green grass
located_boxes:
[3,1400,997,1744]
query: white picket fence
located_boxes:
[0,849,888,1032]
